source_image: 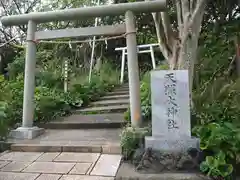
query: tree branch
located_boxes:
[25,0,40,13]
[190,0,197,13]
[161,12,175,50]
[176,0,183,36]
[13,0,22,14]
[181,0,190,24]
[189,0,206,29]
[0,28,13,41]
[0,0,9,15]
[181,0,206,47]
[152,12,172,60]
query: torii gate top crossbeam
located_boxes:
[115,43,159,51]
[1,0,166,26]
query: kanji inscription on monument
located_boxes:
[164,72,179,130]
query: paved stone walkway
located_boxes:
[0,151,121,180]
[8,129,121,153]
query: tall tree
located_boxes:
[151,0,206,94]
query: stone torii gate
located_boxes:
[0,0,166,139]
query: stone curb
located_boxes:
[37,121,127,129]
[11,144,122,154]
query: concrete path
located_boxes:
[0,151,121,180]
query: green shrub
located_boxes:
[140,72,151,120]
[192,20,240,178]
[6,51,25,80]
[120,126,151,159]
[36,70,63,89]
[0,76,11,140]
[0,101,8,141]
[70,64,119,107]
[192,78,240,178]
[34,87,71,123]
[200,151,233,179]
[3,74,24,125]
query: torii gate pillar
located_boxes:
[10,20,45,139]
[125,11,142,127]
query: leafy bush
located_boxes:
[120,126,151,159]
[6,52,25,80]
[0,101,8,141]
[36,70,63,89]
[34,87,71,123]
[192,78,240,178]
[200,151,233,179]
[0,76,10,140]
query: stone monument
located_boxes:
[145,70,199,152]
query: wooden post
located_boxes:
[64,59,68,93]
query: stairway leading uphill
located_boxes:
[77,84,129,114]
[8,84,130,154]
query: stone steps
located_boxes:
[37,85,130,129]
[91,99,129,107]
[76,85,129,115]
[114,87,129,92]
[100,94,129,100]
[106,90,129,96]
[37,113,126,129]
[76,104,128,114]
